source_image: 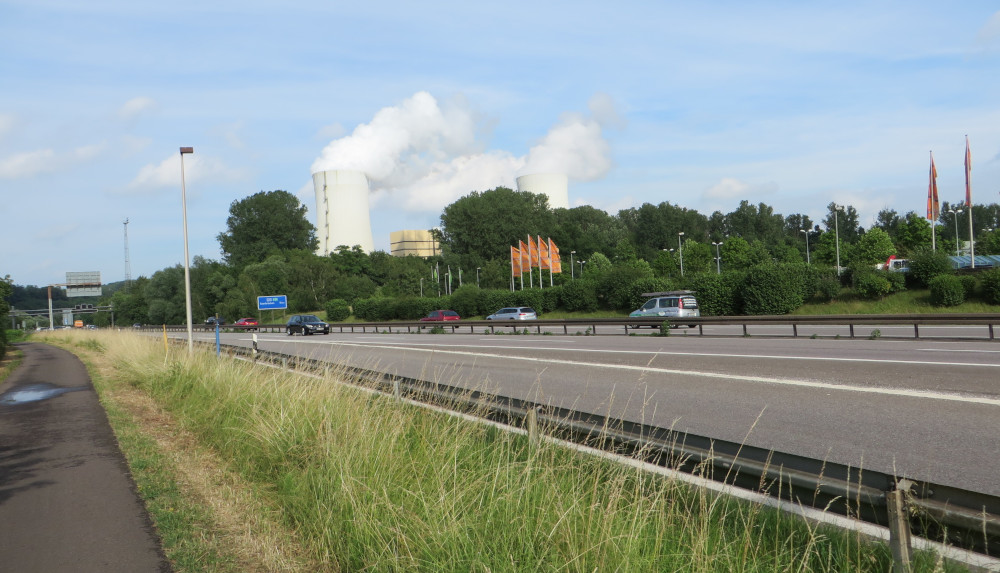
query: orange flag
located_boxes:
[927,151,939,221]
[537,235,549,270]
[511,246,522,275]
[549,238,562,273]
[528,236,539,268]
[519,240,530,270]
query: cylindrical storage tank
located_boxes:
[516,173,569,209]
[312,170,374,254]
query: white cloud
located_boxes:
[703,178,778,200]
[0,114,15,139]
[118,97,156,121]
[126,153,244,192]
[0,149,55,179]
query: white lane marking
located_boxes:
[266,337,1000,369]
[321,342,1000,407]
[920,348,1000,354]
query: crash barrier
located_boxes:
[193,340,999,565]
[145,313,1000,340]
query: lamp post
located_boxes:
[578,260,585,276]
[677,231,685,277]
[948,207,964,257]
[179,146,194,354]
[419,277,424,297]
[476,267,481,288]
[800,229,811,265]
[832,203,843,276]
[711,241,722,274]
[570,251,576,279]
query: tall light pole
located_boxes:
[800,229,811,264]
[578,260,585,276]
[570,251,576,279]
[711,241,722,273]
[948,206,964,257]
[476,267,481,288]
[832,204,843,276]
[179,146,194,354]
[677,231,685,277]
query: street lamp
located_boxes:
[800,229,811,264]
[476,267,481,288]
[420,277,424,297]
[578,260,586,276]
[677,231,685,277]
[179,146,194,354]
[711,241,722,274]
[570,251,576,279]
[832,204,844,276]
[948,207,964,257]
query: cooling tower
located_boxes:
[515,173,569,209]
[312,170,375,254]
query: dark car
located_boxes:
[235,317,259,331]
[286,314,329,335]
[205,316,227,327]
[419,310,461,322]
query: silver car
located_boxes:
[629,291,699,326]
[485,307,537,320]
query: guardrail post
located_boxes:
[886,483,914,573]
[913,324,919,339]
[251,333,258,362]
[742,324,748,337]
[698,325,703,336]
[393,379,401,402]
[849,324,855,339]
[990,324,995,340]
[527,407,539,445]
[792,324,798,337]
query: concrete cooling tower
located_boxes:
[312,170,375,254]
[516,173,569,209]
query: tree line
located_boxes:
[6,187,1000,328]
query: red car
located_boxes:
[419,310,460,322]
[235,317,259,330]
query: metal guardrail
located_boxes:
[202,340,999,560]
[148,313,1000,340]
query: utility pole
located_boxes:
[123,218,132,292]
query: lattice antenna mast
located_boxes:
[123,218,132,292]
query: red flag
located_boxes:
[927,151,939,221]
[965,135,972,207]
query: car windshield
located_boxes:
[302,315,321,322]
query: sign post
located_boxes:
[257,295,288,326]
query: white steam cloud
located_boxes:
[311,91,617,212]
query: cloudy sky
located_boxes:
[2,1,999,288]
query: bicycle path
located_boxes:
[0,342,171,572]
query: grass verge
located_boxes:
[34,330,966,572]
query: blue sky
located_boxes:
[2,1,999,288]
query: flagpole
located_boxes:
[548,237,554,287]
[527,234,533,289]
[929,151,938,252]
[966,135,975,268]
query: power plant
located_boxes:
[312,168,569,255]
[312,169,374,254]
[516,173,570,209]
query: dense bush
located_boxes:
[885,271,906,293]
[323,299,351,322]
[597,261,655,311]
[689,272,741,316]
[959,275,977,299]
[982,269,1000,305]
[906,248,953,287]
[928,275,965,307]
[477,289,519,316]
[540,285,562,314]
[740,264,804,315]
[449,286,482,318]
[815,276,841,302]
[559,279,599,312]
[621,277,670,313]
[854,272,891,300]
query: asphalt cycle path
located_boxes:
[0,342,171,572]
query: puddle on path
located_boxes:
[0,384,86,405]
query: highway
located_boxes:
[185,330,1000,496]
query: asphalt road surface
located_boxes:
[196,329,1000,497]
[0,342,170,572]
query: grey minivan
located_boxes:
[629,291,699,326]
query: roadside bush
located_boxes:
[449,286,481,318]
[597,261,655,311]
[689,272,741,316]
[739,264,804,315]
[815,276,841,302]
[928,275,965,307]
[323,299,351,322]
[541,285,562,314]
[512,289,544,314]
[854,272,891,300]
[907,247,953,287]
[477,289,518,316]
[982,269,1000,305]
[621,277,669,313]
[886,271,906,293]
[559,279,599,312]
[959,275,977,299]
[352,297,390,321]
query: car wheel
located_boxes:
[286,327,292,336]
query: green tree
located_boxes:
[145,265,186,325]
[724,201,785,246]
[895,212,933,256]
[217,190,318,270]
[822,203,861,244]
[552,206,626,260]
[440,187,554,261]
[850,228,896,267]
[0,275,12,358]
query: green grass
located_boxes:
[793,288,1000,315]
[35,330,971,572]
